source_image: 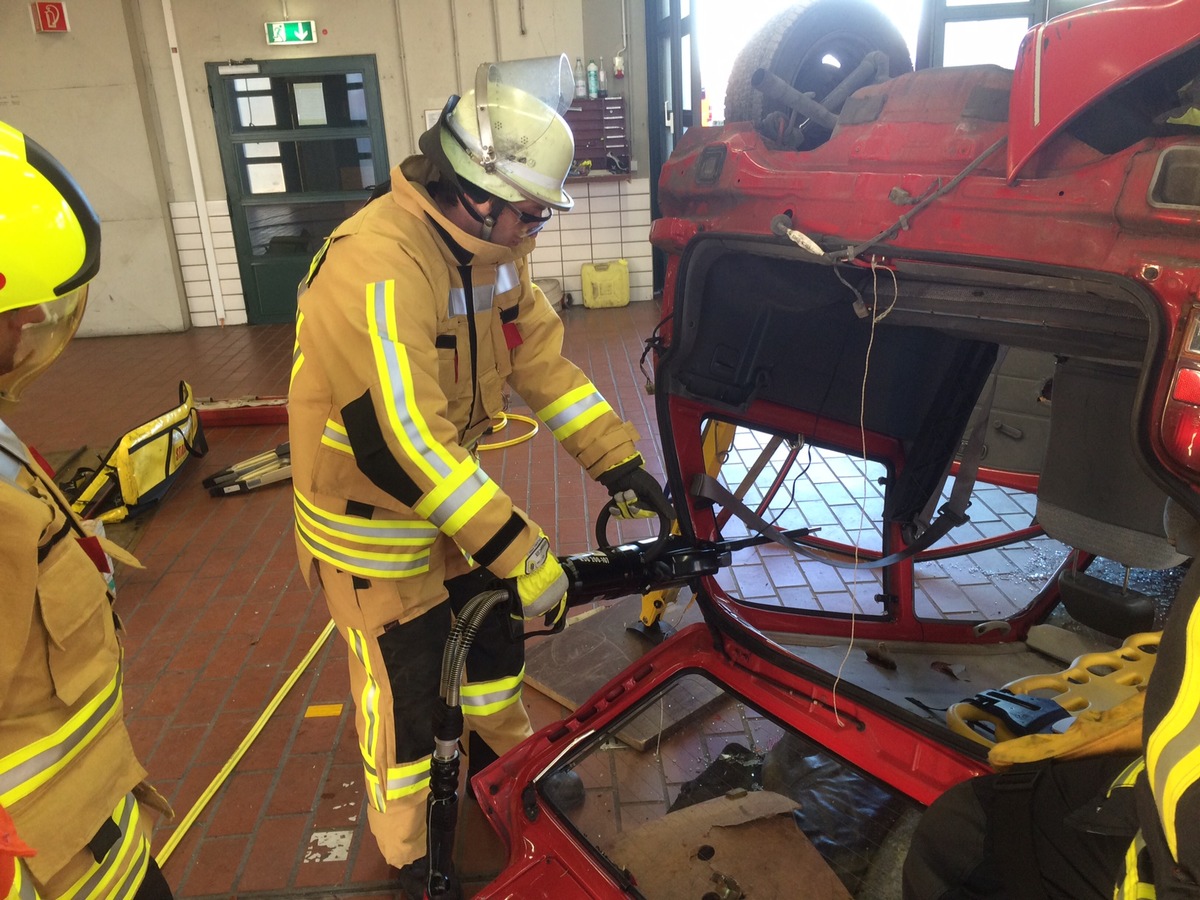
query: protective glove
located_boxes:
[507,533,568,621]
[598,456,674,521]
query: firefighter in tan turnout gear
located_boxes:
[0,122,173,899]
[288,56,670,896]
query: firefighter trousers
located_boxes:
[902,755,1136,900]
[317,562,532,868]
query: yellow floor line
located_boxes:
[155,618,337,866]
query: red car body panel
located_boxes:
[472,624,987,898]
[1008,0,1200,181]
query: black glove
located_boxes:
[598,456,674,521]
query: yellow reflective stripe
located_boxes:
[1162,745,1200,862]
[347,628,387,811]
[9,861,41,900]
[296,527,433,580]
[413,456,498,535]
[537,384,614,441]
[320,420,352,454]
[294,491,438,545]
[305,237,332,286]
[1114,831,1156,900]
[60,793,150,900]
[1116,835,1140,900]
[461,667,524,717]
[0,666,122,807]
[384,756,431,801]
[1110,758,1146,795]
[1146,597,1200,858]
[291,312,305,389]
[366,279,457,483]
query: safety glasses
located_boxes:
[508,202,553,225]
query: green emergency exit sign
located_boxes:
[265,20,317,45]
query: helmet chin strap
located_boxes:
[457,186,504,242]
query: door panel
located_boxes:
[207,56,388,324]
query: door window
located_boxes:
[207,56,388,324]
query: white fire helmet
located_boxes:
[429,55,576,212]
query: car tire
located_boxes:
[724,0,913,136]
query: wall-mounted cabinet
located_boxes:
[564,97,629,171]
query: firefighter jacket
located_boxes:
[289,155,641,630]
[0,420,153,894]
[1108,565,1200,899]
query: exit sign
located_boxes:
[265,20,317,45]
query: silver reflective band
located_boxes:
[542,391,606,434]
[0,667,122,806]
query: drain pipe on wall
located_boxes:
[161,0,227,326]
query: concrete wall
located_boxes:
[1,0,652,334]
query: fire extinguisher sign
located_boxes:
[31,2,70,33]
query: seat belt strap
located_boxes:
[917,345,1008,534]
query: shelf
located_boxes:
[566,172,632,185]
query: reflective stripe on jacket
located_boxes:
[0,423,151,890]
[289,155,640,628]
[1113,567,1200,899]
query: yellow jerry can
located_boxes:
[581,259,630,308]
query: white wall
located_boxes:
[530,177,653,303]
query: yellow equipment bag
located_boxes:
[64,381,208,523]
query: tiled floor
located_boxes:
[8,301,1063,898]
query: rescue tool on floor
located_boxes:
[202,441,291,496]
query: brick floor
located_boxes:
[7,302,1065,897]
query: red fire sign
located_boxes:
[31,2,69,33]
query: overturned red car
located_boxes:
[471,2,1200,897]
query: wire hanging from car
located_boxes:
[769,136,1008,265]
[830,256,899,723]
[639,312,672,394]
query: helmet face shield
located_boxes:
[438,55,576,211]
[0,286,88,404]
[0,120,98,401]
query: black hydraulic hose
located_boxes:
[426,700,463,899]
[440,588,511,706]
[426,586,513,899]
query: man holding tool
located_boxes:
[288,55,670,897]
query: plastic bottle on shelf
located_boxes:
[598,57,608,98]
[573,57,587,99]
[586,59,599,100]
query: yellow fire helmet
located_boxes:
[0,121,98,404]
[423,56,576,212]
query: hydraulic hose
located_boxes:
[426,587,514,898]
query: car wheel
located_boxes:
[724,0,913,143]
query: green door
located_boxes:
[207,56,389,324]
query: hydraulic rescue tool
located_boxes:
[421,519,815,898]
